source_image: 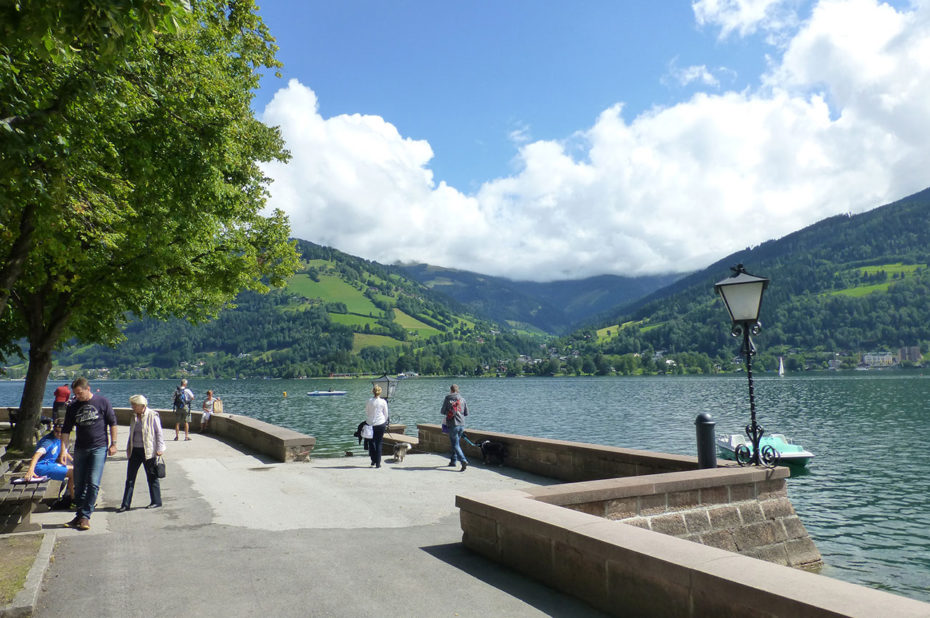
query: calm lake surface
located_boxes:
[3,373,929,602]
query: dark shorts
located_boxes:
[174,407,191,424]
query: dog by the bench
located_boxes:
[393,442,411,463]
[478,440,507,466]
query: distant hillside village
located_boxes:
[2,344,924,381]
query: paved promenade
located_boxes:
[28,434,604,617]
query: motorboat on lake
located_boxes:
[307,390,347,396]
[716,433,814,467]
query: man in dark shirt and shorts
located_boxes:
[62,377,118,531]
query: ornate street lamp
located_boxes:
[715,264,778,467]
[371,374,399,401]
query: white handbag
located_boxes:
[360,424,374,439]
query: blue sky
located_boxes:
[252,0,928,281]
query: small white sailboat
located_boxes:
[778,356,785,377]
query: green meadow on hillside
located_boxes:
[830,263,926,298]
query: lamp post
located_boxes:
[714,264,778,467]
[371,374,398,401]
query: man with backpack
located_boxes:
[173,379,194,441]
[440,384,469,471]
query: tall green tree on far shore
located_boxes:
[1,0,299,451]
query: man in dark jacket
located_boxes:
[440,384,469,471]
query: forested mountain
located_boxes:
[45,240,551,379]
[562,186,930,373]
[399,263,681,333]
[27,186,930,380]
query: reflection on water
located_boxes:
[3,373,930,602]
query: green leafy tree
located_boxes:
[3,0,299,450]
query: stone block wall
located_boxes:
[554,469,822,570]
[417,424,699,481]
[6,406,315,463]
[457,475,930,617]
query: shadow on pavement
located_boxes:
[420,542,607,617]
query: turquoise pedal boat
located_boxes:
[716,433,814,467]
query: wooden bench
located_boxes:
[5,407,52,437]
[0,452,62,533]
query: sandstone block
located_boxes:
[500,526,555,586]
[729,483,754,502]
[553,540,607,606]
[700,529,737,552]
[782,516,808,540]
[734,521,778,550]
[567,501,605,517]
[708,505,741,530]
[737,501,764,524]
[756,478,788,500]
[684,509,712,534]
[786,537,823,569]
[650,513,688,536]
[606,497,637,520]
[639,493,667,516]
[622,517,651,530]
[668,489,700,510]
[761,497,796,520]
[744,543,790,566]
[699,485,729,505]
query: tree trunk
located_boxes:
[0,202,37,318]
[9,289,73,452]
[10,346,53,451]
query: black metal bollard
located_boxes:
[694,412,717,469]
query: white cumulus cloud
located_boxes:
[262,0,930,281]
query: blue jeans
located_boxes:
[73,446,107,519]
[448,425,468,464]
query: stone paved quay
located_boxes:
[28,433,605,617]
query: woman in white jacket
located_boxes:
[365,385,389,468]
[117,395,165,512]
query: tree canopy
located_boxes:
[1,0,299,450]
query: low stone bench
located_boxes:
[382,433,419,454]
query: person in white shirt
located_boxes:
[364,385,389,468]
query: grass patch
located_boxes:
[287,274,383,316]
[856,262,924,276]
[830,263,927,297]
[393,309,442,338]
[352,333,404,353]
[329,313,380,328]
[0,534,42,605]
[830,283,892,298]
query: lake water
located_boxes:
[3,373,929,602]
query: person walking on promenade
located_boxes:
[117,395,165,512]
[52,383,71,422]
[173,379,194,441]
[365,385,389,468]
[440,384,469,471]
[61,377,118,531]
[200,390,216,433]
[23,417,75,507]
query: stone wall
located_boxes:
[5,406,315,463]
[532,467,821,570]
[417,424,699,480]
[456,485,930,617]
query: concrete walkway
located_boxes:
[28,434,604,617]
